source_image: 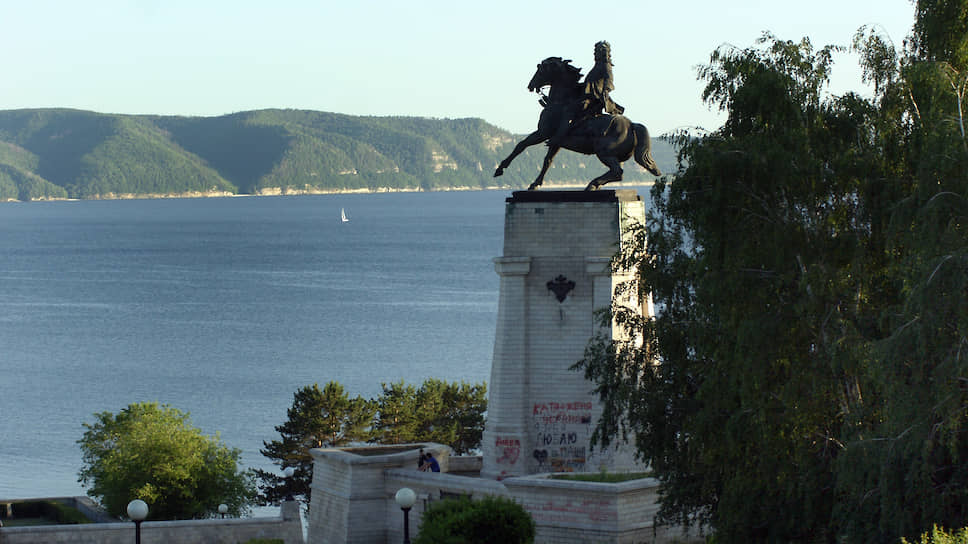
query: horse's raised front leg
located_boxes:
[529,145,561,190]
[494,131,547,177]
[585,155,623,191]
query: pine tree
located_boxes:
[256,382,375,505]
[371,379,487,455]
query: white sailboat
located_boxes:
[341,208,349,223]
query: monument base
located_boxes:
[482,190,648,479]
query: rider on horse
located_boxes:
[494,41,660,190]
[548,41,624,148]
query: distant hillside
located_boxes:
[0,108,676,201]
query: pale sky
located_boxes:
[0,0,916,136]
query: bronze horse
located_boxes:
[493,57,661,190]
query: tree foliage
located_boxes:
[372,379,487,455]
[77,402,257,520]
[0,163,67,200]
[576,2,968,540]
[257,379,486,506]
[255,382,375,505]
[414,496,535,544]
[903,526,968,544]
[841,2,968,539]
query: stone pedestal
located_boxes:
[481,190,648,479]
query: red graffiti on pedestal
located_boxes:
[530,498,617,523]
[532,401,594,471]
[495,436,521,465]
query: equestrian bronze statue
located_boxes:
[494,41,661,190]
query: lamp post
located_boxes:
[218,503,228,519]
[394,487,416,544]
[126,499,148,544]
[284,466,295,501]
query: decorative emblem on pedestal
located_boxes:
[546,275,576,303]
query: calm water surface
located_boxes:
[0,191,507,501]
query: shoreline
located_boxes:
[3,181,656,203]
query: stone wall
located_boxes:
[307,443,451,544]
[382,470,697,544]
[504,475,695,544]
[0,500,302,544]
[307,444,700,544]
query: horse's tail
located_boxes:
[632,123,661,177]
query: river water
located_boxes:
[0,191,507,501]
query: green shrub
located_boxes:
[902,526,968,544]
[46,501,91,524]
[2,501,91,524]
[550,471,652,482]
[7,501,43,518]
[414,496,534,544]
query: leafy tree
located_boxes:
[259,379,487,506]
[576,3,968,541]
[372,379,487,454]
[256,382,375,505]
[903,526,968,544]
[836,3,968,540]
[911,0,968,69]
[77,402,256,520]
[576,32,892,542]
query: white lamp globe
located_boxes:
[395,487,416,509]
[126,499,149,521]
[218,503,228,515]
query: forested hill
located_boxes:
[0,108,674,201]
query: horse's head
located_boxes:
[528,57,582,93]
